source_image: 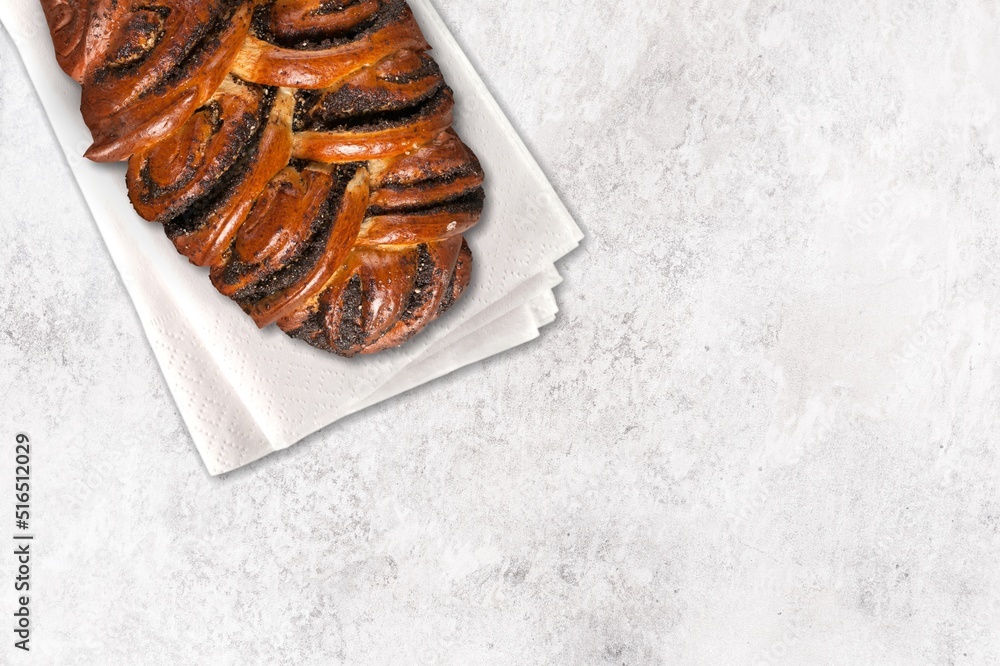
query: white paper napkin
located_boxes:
[0,0,582,474]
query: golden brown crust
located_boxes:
[82,1,253,162]
[231,0,427,88]
[39,0,90,80]
[46,0,484,356]
[290,87,453,163]
[167,88,296,267]
[127,77,269,223]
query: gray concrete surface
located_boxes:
[2,0,1000,663]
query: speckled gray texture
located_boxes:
[2,1,1000,663]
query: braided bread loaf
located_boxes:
[40,0,485,356]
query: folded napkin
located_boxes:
[0,0,582,474]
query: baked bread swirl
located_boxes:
[40,0,485,356]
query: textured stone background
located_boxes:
[2,0,1000,663]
